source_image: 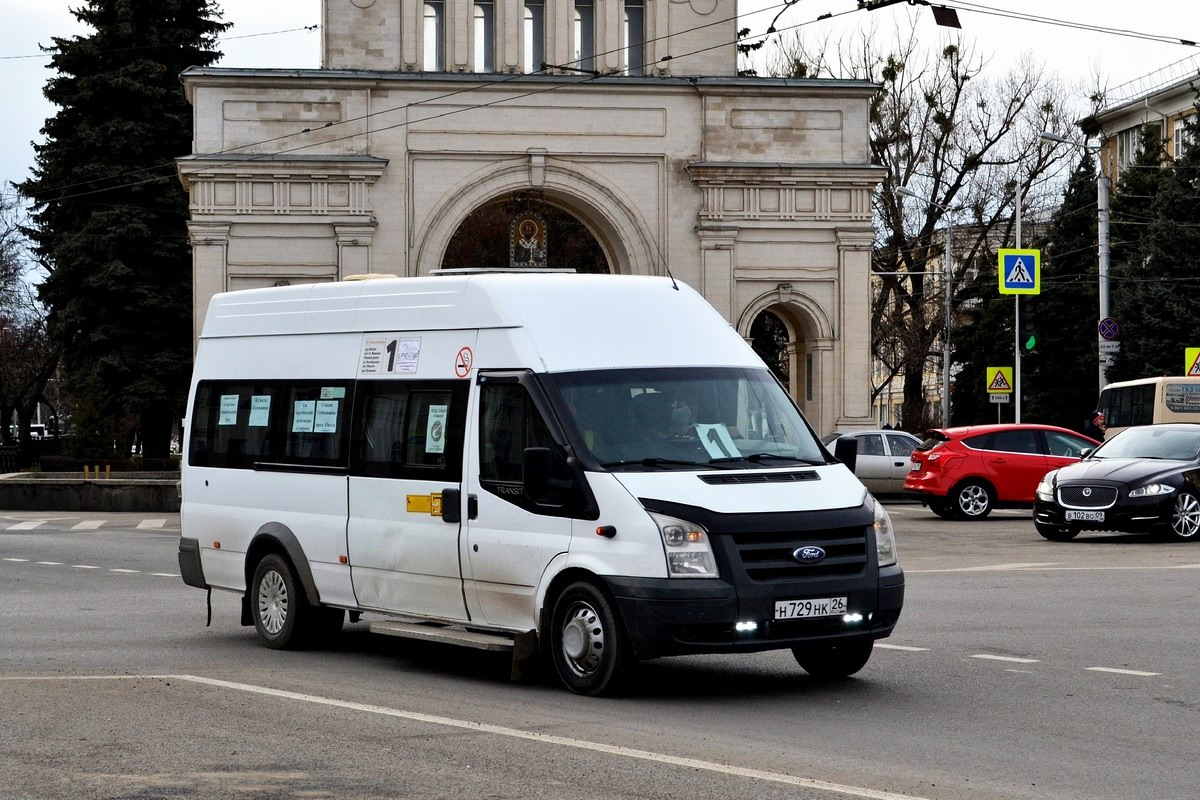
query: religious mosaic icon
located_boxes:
[509,212,547,269]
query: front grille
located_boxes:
[728,525,868,581]
[1058,485,1118,509]
[700,470,819,485]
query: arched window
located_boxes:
[574,0,594,72]
[623,0,644,75]
[523,0,544,73]
[473,1,494,72]
[423,2,445,71]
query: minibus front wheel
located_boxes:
[549,580,631,696]
[250,553,343,649]
[793,638,874,680]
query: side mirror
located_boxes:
[522,447,553,502]
[1079,448,1093,459]
[833,436,858,474]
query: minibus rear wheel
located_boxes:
[250,553,340,649]
[549,581,631,696]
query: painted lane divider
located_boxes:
[971,654,1040,664]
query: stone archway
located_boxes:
[443,192,611,272]
[738,287,834,433]
[416,158,659,276]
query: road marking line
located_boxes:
[3,557,29,562]
[920,562,1061,572]
[72,565,100,570]
[72,520,105,530]
[1086,667,1160,677]
[971,654,1040,664]
[7,521,46,530]
[136,519,166,529]
[909,564,1200,573]
[150,572,179,578]
[35,561,63,566]
[876,644,929,652]
[135,674,930,800]
[109,568,140,573]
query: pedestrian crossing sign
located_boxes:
[986,366,1014,394]
[1186,348,1200,376]
[998,248,1041,295]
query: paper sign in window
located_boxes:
[292,400,316,433]
[218,395,239,426]
[314,400,340,433]
[320,387,346,400]
[248,396,271,427]
[360,336,422,375]
[696,424,741,460]
[426,404,448,454]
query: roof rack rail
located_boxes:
[429,267,578,275]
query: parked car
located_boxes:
[1033,423,1200,541]
[904,424,1100,520]
[822,430,921,495]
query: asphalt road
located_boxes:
[1,506,1197,800]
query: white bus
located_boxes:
[1097,376,1200,438]
[178,272,903,695]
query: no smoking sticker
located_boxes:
[454,346,473,378]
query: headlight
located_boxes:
[1129,483,1176,498]
[873,501,898,567]
[650,512,719,578]
[1036,472,1056,502]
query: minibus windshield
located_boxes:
[549,367,829,470]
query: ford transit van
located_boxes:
[179,272,903,695]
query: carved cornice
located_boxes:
[687,162,883,223]
[176,155,388,217]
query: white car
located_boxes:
[823,430,921,495]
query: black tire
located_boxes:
[250,553,342,649]
[929,500,958,520]
[549,581,631,696]
[793,639,874,680]
[1035,521,1080,541]
[1165,491,1200,541]
[953,480,994,520]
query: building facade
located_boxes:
[178,0,883,435]
[1093,55,1198,178]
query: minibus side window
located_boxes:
[480,382,572,511]
[351,380,468,481]
[189,380,352,471]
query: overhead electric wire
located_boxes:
[938,0,1198,48]
[0,25,321,61]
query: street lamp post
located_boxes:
[1040,131,1113,394]
[897,186,954,427]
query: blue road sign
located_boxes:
[997,248,1041,295]
[1099,317,1119,341]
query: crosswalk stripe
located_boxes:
[72,520,105,531]
[7,520,47,530]
[136,519,166,529]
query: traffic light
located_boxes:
[1019,302,1039,353]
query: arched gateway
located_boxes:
[178,0,882,436]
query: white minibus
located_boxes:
[178,272,904,695]
[1097,376,1200,439]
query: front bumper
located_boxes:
[603,564,904,659]
[1033,496,1173,533]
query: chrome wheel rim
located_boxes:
[958,485,989,517]
[1171,493,1200,539]
[257,569,288,635]
[560,601,605,678]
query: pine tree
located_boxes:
[1111,112,1200,380]
[1021,154,1101,430]
[17,0,228,459]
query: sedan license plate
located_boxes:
[1065,510,1104,522]
[774,596,847,620]
[909,461,920,471]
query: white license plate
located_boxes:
[1065,510,1104,522]
[774,596,847,620]
[909,462,920,471]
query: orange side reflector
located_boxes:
[212,541,221,549]
[339,555,348,565]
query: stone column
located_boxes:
[335,223,379,279]
[696,226,737,321]
[835,228,874,429]
[188,221,231,352]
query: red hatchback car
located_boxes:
[904,424,1100,520]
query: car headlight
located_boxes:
[873,501,898,567]
[650,512,719,578]
[1129,483,1176,498]
[1036,472,1056,502]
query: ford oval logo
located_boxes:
[794,546,826,565]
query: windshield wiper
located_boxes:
[710,453,825,465]
[600,457,716,470]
